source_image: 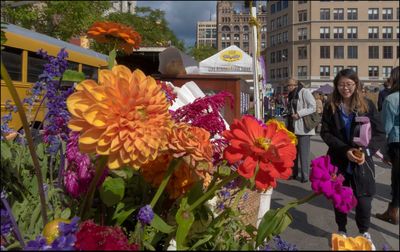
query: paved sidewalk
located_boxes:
[270,135,399,251]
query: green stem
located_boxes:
[1,62,48,225]
[189,172,239,212]
[282,192,321,213]
[150,158,182,208]
[79,155,107,219]
[231,178,248,211]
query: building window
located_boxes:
[261,42,266,48]
[347,27,357,39]
[382,27,393,39]
[333,27,344,39]
[277,50,282,62]
[347,46,358,59]
[347,8,358,20]
[320,46,330,59]
[368,8,379,20]
[320,66,330,77]
[334,46,344,59]
[277,1,282,11]
[383,66,393,78]
[283,31,288,42]
[277,68,282,78]
[333,66,344,77]
[298,0,307,4]
[298,28,307,40]
[298,66,307,77]
[243,34,249,41]
[282,49,288,61]
[368,27,379,39]
[234,34,240,41]
[270,69,275,79]
[333,8,344,20]
[368,66,379,78]
[271,4,276,14]
[270,52,276,64]
[383,8,393,20]
[320,8,330,20]
[398,8,400,19]
[282,0,288,9]
[320,27,330,39]
[282,15,288,26]
[298,46,307,59]
[398,46,399,58]
[299,10,307,22]
[243,42,249,49]
[283,67,288,78]
[397,27,399,39]
[369,46,379,59]
[348,66,358,73]
[383,46,393,59]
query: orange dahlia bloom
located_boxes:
[168,122,213,179]
[66,66,173,169]
[222,116,297,191]
[87,21,142,54]
[141,154,196,199]
[266,119,297,145]
[331,233,372,250]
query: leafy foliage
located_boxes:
[188,45,218,61]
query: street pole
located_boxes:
[251,2,261,120]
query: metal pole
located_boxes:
[251,3,261,120]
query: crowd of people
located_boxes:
[265,67,399,249]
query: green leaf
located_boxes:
[218,163,231,176]
[1,141,12,160]
[62,70,86,82]
[108,49,116,69]
[175,198,194,250]
[60,208,71,219]
[110,166,134,179]
[256,209,281,246]
[99,177,125,207]
[189,235,213,250]
[112,202,137,225]
[151,213,174,234]
[273,212,293,235]
[186,181,203,205]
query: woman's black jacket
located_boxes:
[320,98,386,196]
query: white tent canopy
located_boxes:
[199,45,253,75]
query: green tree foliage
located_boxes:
[103,7,185,51]
[2,1,111,41]
[188,45,218,62]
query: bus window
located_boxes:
[67,61,79,71]
[82,64,98,81]
[27,51,47,83]
[1,46,22,81]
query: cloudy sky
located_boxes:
[136,1,217,48]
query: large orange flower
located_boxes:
[331,233,372,250]
[141,154,196,199]
[87,21,141,54]
[66,66,173,169]
[222,116,297,190]
[168,122,213,179]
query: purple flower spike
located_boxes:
[137,204,154,225]
[310,155,357,213]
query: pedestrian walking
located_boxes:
[377,79,392,112]
[320,69,386,248]
[286,78,316,183]
[376,66,399,225]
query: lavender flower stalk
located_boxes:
[1,191,25,247]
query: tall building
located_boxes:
[196,21,217,48]
[266,0,400,93]
[216,1,267,56]
[104,1,136,15]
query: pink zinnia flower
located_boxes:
[310,155,357,213]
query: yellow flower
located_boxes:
[67,66,173,169]
[168,123,214,179]
[331,233,372,251]
[43,218,70,244]
[266,119,297,145]
[141,154,196,199]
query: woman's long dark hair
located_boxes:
[330,68,368,114]
[389,66,399,94]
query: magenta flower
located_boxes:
[310,155,357,213]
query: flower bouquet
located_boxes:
[0,21,360,251]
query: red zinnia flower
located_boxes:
[222,116,297,190]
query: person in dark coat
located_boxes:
[320,69,386,248]
[377,79,392,112]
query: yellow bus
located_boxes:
[1,23,108,133]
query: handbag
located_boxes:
[301,91,321,132]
